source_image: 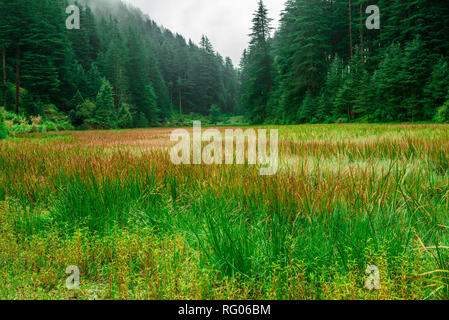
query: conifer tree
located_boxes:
[126,29,159,124]
[243,0,274,124]
[423,57,449,119]
[94,78,115,128]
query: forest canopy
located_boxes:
[240,0,449,124]
[0,0,240,130]
[1,0,449,134]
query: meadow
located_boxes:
[0,124,448,300]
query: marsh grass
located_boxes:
[0,124,448,299]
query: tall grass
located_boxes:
[0,124,448,299]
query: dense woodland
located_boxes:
[0,0,239,131]
[1,0,449,135]
[241,0,449,124]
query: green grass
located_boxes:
[0,124,448,299]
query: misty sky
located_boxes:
[124,0,285,65]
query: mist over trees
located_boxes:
[241,0,449,124]
[0,0,240,129]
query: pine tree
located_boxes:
[297,91,316,123]
[322,56,345,120]
[86,63,103,99]
[200,36,214,54]
[370,43,404,122]
[334,77,354,122]
[0,0,240,126]
[275,0,331,124]
[209,104,221,124]
[146,43,171,120]
[423,57,449,119]
[101,36,127,111]
[243,0,274,124]
[400,38,431,121]
[126,29,159,124]
[117,102,133,128]
[1,0,34,113]
[94,78,115,128]
[68,3,99,70]
[142,84,160,125]
[74,99,96,127]
[0,1,10,108]
[222,57,239,114]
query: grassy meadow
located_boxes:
[0,124,449,300]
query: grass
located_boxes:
[0,124,448,300]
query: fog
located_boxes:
[124,0,285,64]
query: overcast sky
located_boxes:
[124,0,285,65]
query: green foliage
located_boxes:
[0,0,240,130]
[334,78,354,122]
[434,101,449,123]
[241,0,274,124]
[0,104,73,134]
[73,99,96,127]
[423,58,449,118]
[2,124,449,299]
[2,0,449,127]
[296,91,316,123]
[94,79,115,129]
[0,111,7,139]
[241,0,449,124]
[134,112,149,128]
[117,103,133,129]
[209,104,221,124]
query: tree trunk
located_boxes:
[360,3,364,64]
[15,46,20,115]
[2,47,6,107]
[178,87,182,117]
[169,87,173,120]
[349,0,353,61]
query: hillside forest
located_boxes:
[1,0,449,135]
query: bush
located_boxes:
[209,104,221,124]
[434,101,449,123]
[0,112,7,140]
[43,121,58,132]
[117,103,133,129]
[134,112,149,128]
[74,99,96,126]
[0,105,74,135]
[30,115,42,132]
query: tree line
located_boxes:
[1,0,449,133]
[0,0,240,129]
[241,0,449,124]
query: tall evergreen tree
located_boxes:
[242,0,274,124]
[94,78,115,128]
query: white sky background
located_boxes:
[124,0,286,65]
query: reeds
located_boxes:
[0,124,448,299]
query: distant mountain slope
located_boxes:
[0,0,239,128]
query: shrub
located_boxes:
[43,121,58,132]
[117,103,133,129]
[40,104,74,131]
[0,112,7,140]
[134,112,149,128]
[30,116,43,132]
[209,104,221,124]
[75,100,96,125]
[94,79,115,128]
[434,101,449,123]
